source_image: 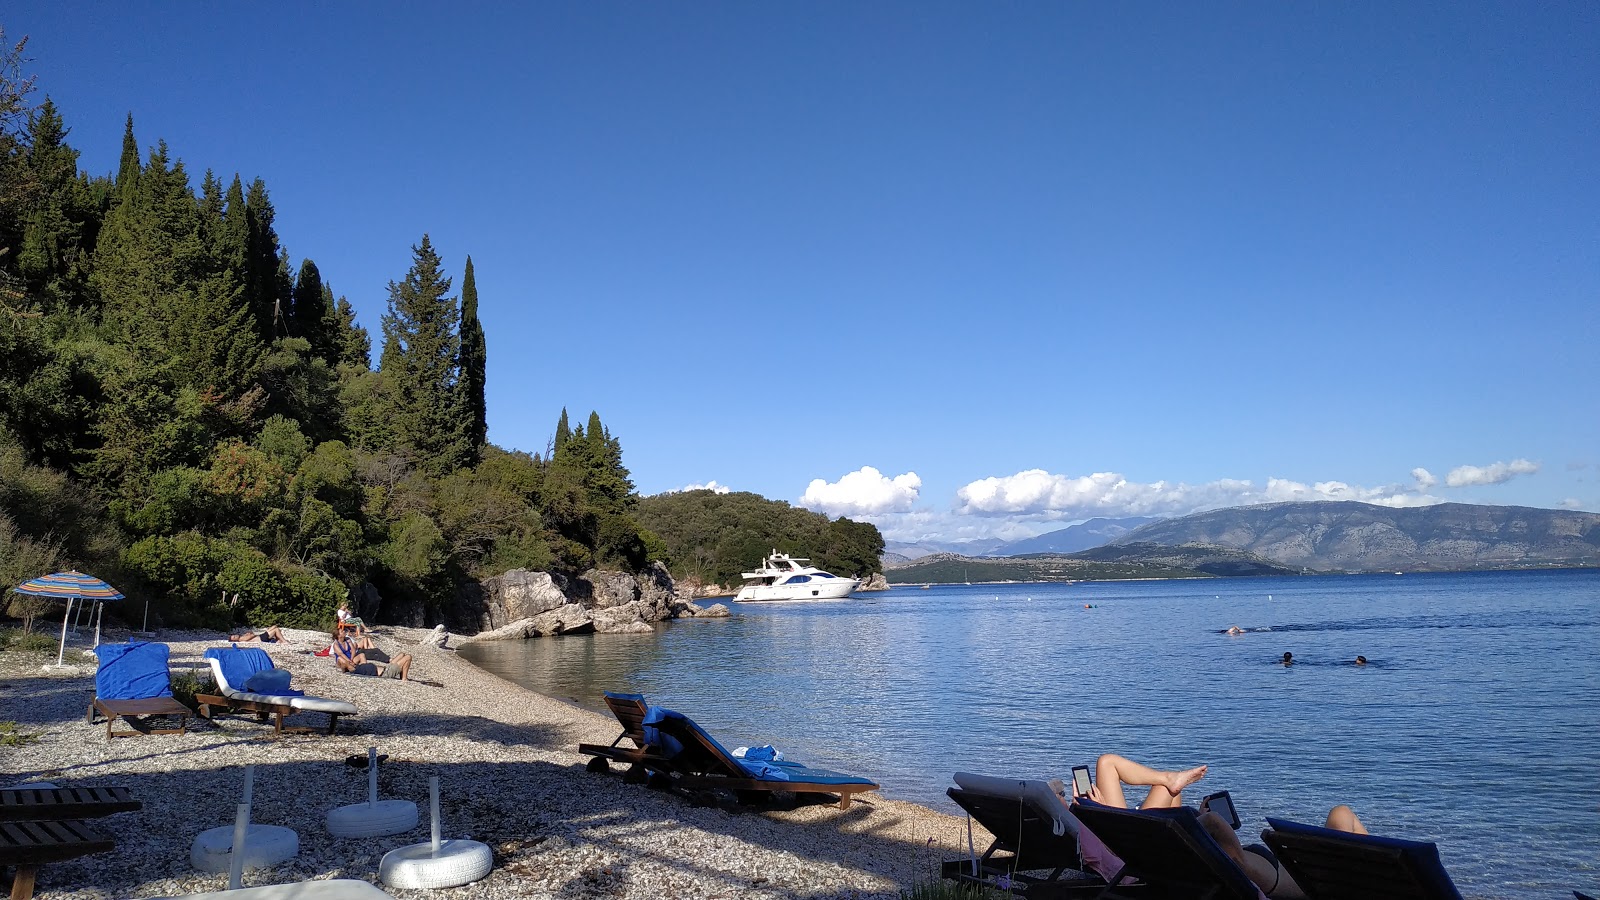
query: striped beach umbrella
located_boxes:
[11,570,125,666]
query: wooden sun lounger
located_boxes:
[0,819,114,900]
[85,696,192,739]
[649,709,878,810]
[1070,800,1263,900]
[192,692,346,736]
[0,788,139,823]
[577,692,664,772]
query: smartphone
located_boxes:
[1202,790,1240,830]
[1071,765,1092,798]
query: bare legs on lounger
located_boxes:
[1200,804,1368,900]
[1087,753,1209,809]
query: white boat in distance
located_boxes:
[734,550,860,602]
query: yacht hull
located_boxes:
[734,579,859,602]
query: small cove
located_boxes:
[459,568,1600,900]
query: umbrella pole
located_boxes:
[55,597,74,667]
[142,600,149,632]
[93,601,103,648]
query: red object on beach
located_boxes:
[314,646,331,657]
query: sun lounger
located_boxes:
[85,641,192,738]
[637,705,878,810]
[939,773,1107,897]
[194,647,356,736]
[577,692,670,773]
[0,819,114,900]
[1070,799,1264,900]
[1262,816,1464,900]
[0,787,139,823]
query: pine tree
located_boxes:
[16,98,91,301]
[328,289,370,369]
[459,255,487,457]
[218,175,248,277]
[378,234,470,474]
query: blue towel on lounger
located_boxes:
[204,647,303,696]
[94,641,174,700]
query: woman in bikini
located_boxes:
[331,632,412,681]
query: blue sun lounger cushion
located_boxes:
[204,647,303,697]
[94,641,175,700]
[642,706,872,785]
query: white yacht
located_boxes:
[734,550,860,602]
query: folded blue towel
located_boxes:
[739,760,790,781]
[737,745,784,762]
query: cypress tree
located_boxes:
[378,234,469,474]
[218,175,248,277]
[115,113,139,193]
[243,178,286,340]
[290,258,330,355]
[459,255,487,457]
[553,407,572,454]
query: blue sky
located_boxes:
[9,3,1597,541]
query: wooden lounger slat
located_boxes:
[0,787,139,823]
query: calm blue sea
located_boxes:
[458,569,1600,899]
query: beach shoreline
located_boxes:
[0,625,974,900]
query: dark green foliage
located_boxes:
[636,490,885,586]
[458,255,487,458]
[115,113,138,192]
[378,235,470,475]
[290,259,333,361]
[329,290,370,369]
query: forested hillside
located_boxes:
[0,36,666,629]
[635,490,884,589]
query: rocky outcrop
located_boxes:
[465,561,725,642]
[857,573,890,592]
[671,576,734,599]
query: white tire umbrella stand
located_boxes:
[191,765,300,877]
[380,777,493,889]
[326,747,418,838]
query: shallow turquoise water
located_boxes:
[459,569,1600,899]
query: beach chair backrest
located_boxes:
[202,646,274,693]
[1071,800,1262,900]
[602,692,649,746]
[640,707,744,777]
[948,787,1081,872]
[1263,817,1463,900]
[93,642,173,700]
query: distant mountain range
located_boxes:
[882,501,1599,581]
[1111,501,1600,572]
[884,517,1160,562]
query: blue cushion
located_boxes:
[204,646,274,691]
[94,642,173,700]
[641,705,875,786]
[243,668,298,695]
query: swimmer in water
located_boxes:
[1282,651,1294,666]
[1355,655,1368,666]
[1226,625,1245,635]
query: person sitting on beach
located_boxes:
[1071,752,1365,899]
[228,625,286,643]
[336,604,369,637]
[331,633,411,680]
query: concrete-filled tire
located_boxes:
[325,799,419,838]
[380,839,493,889]
[191,823,299,873]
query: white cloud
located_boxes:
[953,469,1441,520]
[1444,459,1539,488]
[1559,498,1583,510]
[800,466,921,517]
[660,480,732,495]
[1412,467,1438,489]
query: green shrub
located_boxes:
[168,669,218,709]
[0,722,39,747]
[900,878,1004,900]
[0,627,62,653]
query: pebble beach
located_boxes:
[0,626,974,900]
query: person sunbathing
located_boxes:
[229,625,286,643]
[1072,752,1364,900]
[331,633,412,680]
[1199,803,1367,899]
